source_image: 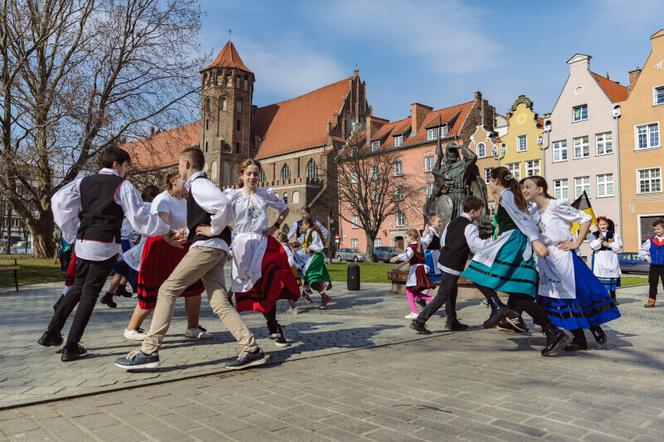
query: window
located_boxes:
[507,162,521,180]
[204,141,208,152]
[280,164,291,181]
[573,104,588,122]
[236,98,243,113]
[553,179,569,199]
[476,142,486,158]
[552,140,568,162]
[235,142,240,153]
[396,211,406,227]
[424,156,434,172]
[596,132,613,155]
[516,135,527,152]
[351,215,360,229]
[394,135,403,147]
[440,125,449,137]
[259,170,267,183]
[487,202,496,216]
[427,128,437,141]
[220,97,227,112]
[291,191,299,204]
[282,192,288,204]
[351,238,358,250]
[236,119,241,132]
[226,75,232,87]
[654,86,664,105]
[350,172,358,183]
[636,123,660,149]
[375,238,382,247]
[371,165,379,180]
[597,173,614,197]
[638,168,662,194]
[371,140,380,151]
[484,168,493,183]
[573,136,590,159]
[426,182,434,197]
[210,160,218,183]
[525,160,540,177]
[395,186,404,201]
[574,176,590,198]
[394,160,403,176]
[306,159,317,179]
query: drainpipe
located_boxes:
[613,105,624,241]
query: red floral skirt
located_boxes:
[137,236,204,309]
[413,265,435,292]
[234,235,300,314]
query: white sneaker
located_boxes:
[185,326,213,339]
[123,328,146,341]
[287,307,299,315]
[404,312,419,319]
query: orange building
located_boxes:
[619,29,664,251]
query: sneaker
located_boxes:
[269,325,289,347]
[404,312,419,319]
[319,293,331,310]
[409,320,431,335]
[185,326,213,339]
[115,349,160,370]
[496,319,520,333]
[444,319,469,331]
[61,343,88,362]
[224,348,267,370]
[415,298,427,308]
[116,286,133,298]
[37,331,63,347]
[123,328,146,341]
[483,306,510,329]
[302,288,313,304]
[645,297,656,308]
[287,307,299,315]
[100,292,117,309]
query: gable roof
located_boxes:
[204,41,252,73]
[124,122,200,171]
[253,78,352,159]
[591,72,629,103]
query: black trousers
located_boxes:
[416,272,459,325]
[648,265,664,298]
[47,255,117,348]
[475,285,551,328]
[263,305,279,334]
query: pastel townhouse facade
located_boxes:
[499,96,544,184]
[338,92,496,253]
[468,124,501,214]
[544,54,628,256]
[619,29,664,251]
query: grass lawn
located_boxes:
[328,261,394,283]
[620,275,648,288]
[0,254,63,288]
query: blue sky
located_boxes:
[200,0,663,121]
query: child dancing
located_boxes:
[390,229,435,319]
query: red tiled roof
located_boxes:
[205,41,252,73]
[370,117,409,144]
[591,72,629,103]
[253,78,352,159]
[124,122,200,171]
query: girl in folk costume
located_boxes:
[203,159,299,347]
[421,215,443,284]
[462,167,568,356]
[522,176,620,351]
[124,172,210,341]
[301,217,333,309]
[278,231,302,314]
[590,217,622,305]
[391,229,435,319]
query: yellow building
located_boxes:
[500,95,544,181]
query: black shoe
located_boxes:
[483,306,510,329]
[444,319,469,331]
[100,292,117,309]
[409,320,432,335]
[270,325,289,348]
[61,343,88,362]
[416,298,427,308]
[37,331,63,347]
[564,341,589,352]
[504,312,529,333]
[116,286,133,298]
[542,326,569,356]
[115,350,160,370]
[590,326,607,345]
[224,348,267,370]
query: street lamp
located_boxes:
[613,104,623,242]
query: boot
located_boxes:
[542,324,568,356]
[644,297,656,308]
[483,294,510,329]
[589,326,607,345]
[564,328,589,351]
[610,291,619,306]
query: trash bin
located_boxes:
[347,263,360,291]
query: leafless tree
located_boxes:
[336,143,422,263]
[0,0,204,257]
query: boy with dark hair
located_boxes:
[116,147,266,370]
[39,146,180,361]
[640,218,664,308]
[411,196,506,334]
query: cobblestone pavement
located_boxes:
[1,280,664,441]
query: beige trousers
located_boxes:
[141,246,257,354]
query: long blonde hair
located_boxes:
[407,228,422,254]
[237,159,262,188]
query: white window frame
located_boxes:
[635,122,660,150]
[553,178,569,200]
[351,238,358,250]
[426,128,437,141]
[394,135,403,147]
[573,104,588,122]
[596,132,613,156]
[476,142,486,158]
[396,211,406,227]
[654,85,664,106]
[552,139,568,162]
[371,165,379,180]
[424,156,434,172]
[516,135,527,152]
[371,140,380,151]
[573,136,590,159]
[574,176,591,198]
[507,162,521,181]
[351,215,360,229]
[637,167,663,194]
[525,160,540,177]
[484,168,493,183]
[440,125,449,137]
[426,182,434,197]
[374,238,382,247]
[394,160,403,177]
[596,173,614,198]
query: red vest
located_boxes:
[408,243,425,266]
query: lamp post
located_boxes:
[613,105,624,241]
[537,120,552,178]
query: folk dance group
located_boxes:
[38,146,331,369]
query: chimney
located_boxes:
[629,68,642,90]
[366,107,373,145]
[410,103,433,135]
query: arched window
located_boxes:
[236,98,243,113]
[476,142,486,158]
[219,96,227,112]
[226,75,232,87]
[222,161,230,187]
[259,170,267,183]
[306,159,317,179]
[292,191,300,204]
[210,160,218,183]
[282,192,289,204]
[280,164,291,181]
[205,97,210,113]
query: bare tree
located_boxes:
[0,0,204,257]
[337,144,421,263]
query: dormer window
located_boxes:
[427,128,437,141]
[427,125,449,140]
[371,140,380,151]
[394,135,403,147]
[440,125,449,137]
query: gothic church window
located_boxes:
[280,164,291,181]
[306,159,317,179]
[220,97,227,111]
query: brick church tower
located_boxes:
[200,41,254,187]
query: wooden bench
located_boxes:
[0,259,20,291]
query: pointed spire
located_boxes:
[205,41,252,73]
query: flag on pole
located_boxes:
[570,191,597,234]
